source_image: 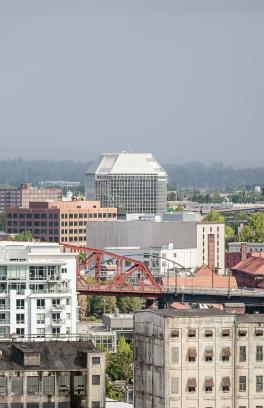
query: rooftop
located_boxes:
[232,255,264,275]
[0,341,96,371]
[137,308,233,318]
[87,152,167,176]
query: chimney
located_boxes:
[208,234,215,271]
[241,243,248,262]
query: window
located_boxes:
[222,377,230,392]
[27,376,39,395]
[36,328,45,338]
[171,329,179,338]
[43,376,55,395]
[256,346,263,362]
[204,347,213,362]
[92,357,101,365]
[222,347,231,361]
[239,346,246,362]
[222,329,230,337]
[238,329,247,337]
[205,329,213,337]
[92,375,100,385]
[16,314,24,324]
[256,376,263,392]
[188,329,196,338]
[205,377,213,392]
[16,299,24,310]
[91,403,100,408]
[52,299,60,307]
[256,328,263,336]
[188,348,197,362]
[52,328,60,335]
[0,377,7,395]
[37,299,45,309]
[187,377,197,393]
[36,314,45,324]
[16,328,24,337]
[239,376,246,392]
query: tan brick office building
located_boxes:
[6,200,117,245]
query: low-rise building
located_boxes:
[134,309,264,408]
[0,241,77,339]
[6,200,117,245]
[102,310,134,342]
[86,220,225,274]
[0,340,105,408]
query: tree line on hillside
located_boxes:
[1,159,264,189]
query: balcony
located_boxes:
[51,319,66,326]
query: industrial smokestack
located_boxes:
[241,242,248,262]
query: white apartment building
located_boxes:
[134,309,264,408]
[105,244,198,276]
[0,242,77,339]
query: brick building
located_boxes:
[6,201,117,245]
[0,184,62,211]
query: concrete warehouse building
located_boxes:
[134,309,264,408]
[85,152,168,214]
[0,340,105,408]
[86,220,225,274]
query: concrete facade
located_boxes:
[134,309,264,408]
[0,340,105,408]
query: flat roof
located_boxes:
[137,308,233,318]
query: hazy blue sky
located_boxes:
[1,0,264,166]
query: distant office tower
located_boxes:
[85,152,168,214]
[134,309,264,408]
[0,242,77,339]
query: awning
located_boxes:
[205,329,213,336]
[188,329,196,336]
[188,348,197,358]
[222,377,231,386]
[222,329,230,336]
[255,328,263,336]
[187,378,197,388]
[238,329,247,336]
[204,347,214,357]
[205,377,214,387]
[222,347,231,357]
[171,329,179,337]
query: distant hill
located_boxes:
[0,159,90,186]
[0,159,263,190]
[164,162,264,190]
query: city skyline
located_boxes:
[1,0,264,166]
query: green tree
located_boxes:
[86,296,117,318]
[203,210,224,223]
[225,224,235,244]
[106,336,133,384]
[10,231,34,241]
[249,213,264,242]
[239,225,254,242]
[116,297,141,313]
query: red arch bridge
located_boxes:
[63,244,264,307]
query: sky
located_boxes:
[0,0,264,166]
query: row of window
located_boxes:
[61,212,116,219]
[171,375,264,394]
[171,327,263,338]
[171,345,264,363]
[7,213,59,219]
